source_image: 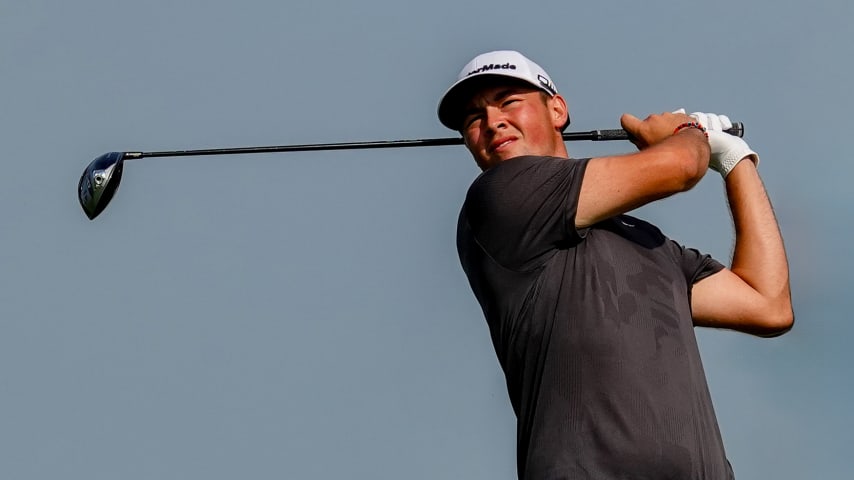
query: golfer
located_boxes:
[438,50,793,479]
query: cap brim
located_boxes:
[438,74,546,131]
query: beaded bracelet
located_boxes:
[673,121,708,138]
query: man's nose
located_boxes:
[484,106,507,132]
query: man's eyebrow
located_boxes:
[464,87,528,113]
[492,88,521,101]
[483,87,528,104]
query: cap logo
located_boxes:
[466,63,516,77]
[537,74,557,95]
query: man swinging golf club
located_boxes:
[439,50,793,479]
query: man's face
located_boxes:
[460,82,568,170]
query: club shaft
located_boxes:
[123,123,743,160]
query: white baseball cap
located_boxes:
[437,50,566,131]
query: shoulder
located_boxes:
[468,156,588,196]
[464,156,587,210]
[597,214,666,241]
[480,155,587,177]
[605,215,723,279]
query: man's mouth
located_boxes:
[489,137,516,153]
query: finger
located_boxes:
[620,113,645,149]
[692,111,723,131]
[620,113,642,131]
[719,114,733,130]
[707,114,723,131]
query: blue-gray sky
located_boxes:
[2,1,851,478]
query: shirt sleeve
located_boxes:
[669,240,726,286]
[461,156,589,271]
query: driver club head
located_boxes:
[78,152,125,220]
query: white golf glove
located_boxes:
[690,111,759,177]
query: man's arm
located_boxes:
[691,159,794,336]
[576,112,710,228]
[689,112,793,336]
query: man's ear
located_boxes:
[550,94,569,130]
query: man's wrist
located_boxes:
[673,121,709,139]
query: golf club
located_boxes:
[78,123,744,220]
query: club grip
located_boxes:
[587,122,744,141]
[726,122,744,138]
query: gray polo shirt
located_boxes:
[457,155,732,479]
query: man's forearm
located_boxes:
[725,159,793,319]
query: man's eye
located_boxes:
[502,99,520,107]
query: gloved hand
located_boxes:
[690,111,759,177]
